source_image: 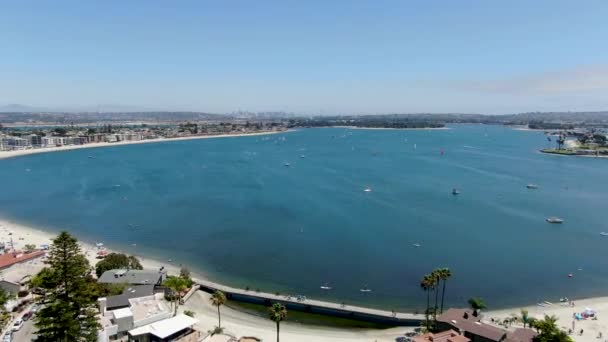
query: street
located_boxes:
[11,317,35,342]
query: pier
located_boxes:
[196,279,423,326]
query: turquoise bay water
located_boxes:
[1,125,607,311]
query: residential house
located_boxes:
[436,309,507,342]
[413,329,471,342]
[128,314,200,342]
[98,292,172,341]
[98,269,165,286]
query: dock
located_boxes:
[196,279,423,326]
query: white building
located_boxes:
[98,293,172,342]
[128,314,200,342]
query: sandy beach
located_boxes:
[486,299,608,342]
[0,130,288,161]
[181,291,413,342]
[0,217,183,279]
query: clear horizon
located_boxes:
[1,1,607,114]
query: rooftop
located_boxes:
[98,269,164,285]
[105,285,155,310]
[505,328,537,342]
[413,330,471,342]
[112,307,133,320]
[129,293,171,322]
[437,309,506,342]
[0,250,45,270]
[128,314,198,339]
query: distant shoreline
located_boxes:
[0,130,289,161]
[330,126,449,130]
[539,149,608,159]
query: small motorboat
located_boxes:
[95,242,104,248]
[320,284,332,290]
[526,184,538,189]
[546,217,564,224]
[283,162,291,167]
[364,187,373,192]
[360,286,372,293]
[452,188,460,195]
[413,243,421,248]
[600,232,608,236]
[300,155,306,158]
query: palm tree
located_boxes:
[532,315,572,341]
[431,270,440,321]
[420,275,431,329]
[557,133,566,150]
[520,309,529,328]
[163,276,187,316]
[438,268,452,314]
[211,290,227,329]
[467,297,486,317]
[268,302,287,342]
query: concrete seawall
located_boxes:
[196,279,423,326]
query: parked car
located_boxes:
[11,318,24,331]
[2,331,12,342]
[22,311,33,321]
[30,304,41,313]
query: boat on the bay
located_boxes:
[364,187,373,192]
[320,283,332,290]
[452,188,460,195]
[546,217,564,224]
[526,184,538,189]
[413,243,421,247]
[283,162,291,167]
[360,285,372,293]
[600,232,608,236]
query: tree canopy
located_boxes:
[532,315,573,342]
[95,252,143,277]
[34,231,100,342]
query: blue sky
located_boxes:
[1,0,607,114]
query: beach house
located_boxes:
[436,309,507,342]
[97,292,172,341]
[98,269,165,286]
[128,314,200,342]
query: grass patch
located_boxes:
[225,300,397,329]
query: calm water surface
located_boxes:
[1,125,607,311]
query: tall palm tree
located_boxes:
[429,270,441,321]
[211,290,227,329]
[268,302,287,342]
[438,268,452,314]
[420,274,436,329]
[163,276,187,316]
[467,297,486,317]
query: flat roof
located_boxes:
[98,269,164,285]
[105,285,155,310]
[128,314,198,339]
[112,307,133,319]
[129,294,171,322]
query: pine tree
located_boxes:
[34,232,100,342]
